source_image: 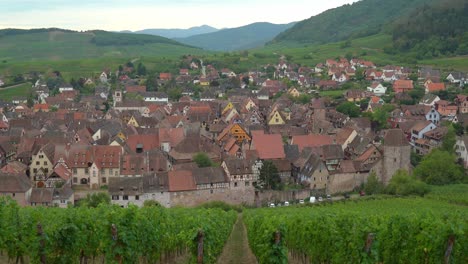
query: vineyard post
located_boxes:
[364,233,375,254]
[197,230,204,264]
[111,224,122,264]
[37,223,46,264]
[274,230,281,245]
[444,235,455,264]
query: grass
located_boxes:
[319,89,346,98]
[0,82,32,101]
[426,184,468,206]
[216,215,257,264]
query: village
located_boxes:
[0,56,467,208]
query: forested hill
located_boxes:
[270,0,434,45]
[390,0,468,58]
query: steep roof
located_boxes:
[168,170,196,192]
[384,129,409,147]
[0,173,31,192]
[291,134,334,152]
[251,130,285,159]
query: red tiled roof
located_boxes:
[251,130,285,159]
[33,104,49,110]
[168,170,196,191]
[394,80,413,91]
[126,134,159,152]
[53,163,71,180]
[160,73,172,80]
[427,83,445,92]
[292,134,334,152]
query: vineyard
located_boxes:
[0,198,236,264]
[244,197,468,264]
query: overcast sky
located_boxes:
[0,0,359,31]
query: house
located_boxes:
[291,134,334,152]
[217,124,251,144]
[435,100,458,117]
[30,143,56,187]
[393,80,413,93]
[0,79,4,87]
[109,173,170,207]
[332,72,348,83]
[317,80,338,90]
[250,130,285,160]
[367,82,387,96]
[0,172,32,206]
[288,87,301,98]
[267,110,287,125]
[346,90,368,102]
[419,94,440,106]
[222,158,259,189]
[294,151,328,188]
[58,84,74,93]
[410,121,436,146]
[179,69,189,76]
[456,95,468,114]
[159,73,172,82]
[141,92,169,103]
[100,72,108,83]
[425,82,445,94]
[446,72,467,86]
[455,135,468,168]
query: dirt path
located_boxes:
[0,82,29,90]
[217,214,257,264]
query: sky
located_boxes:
[0,0,359,31]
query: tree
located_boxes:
[363,172,385,195]
[78,192,110,208]
[413,149,465,185]
[193,152,212,168]
[441,125,456,153]
[137,63,147,76]
[371,104,395,130]
[258,161,282,190]
[26,93,35,108]
[385,169,429,196]
[336,102,360,117]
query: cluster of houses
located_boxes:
[0,56,467,208]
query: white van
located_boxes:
[309,197,316,203]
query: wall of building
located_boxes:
[170,188,255,207]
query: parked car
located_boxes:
[326,194,332,201]
[284,201,290,206]
[299,199,305,204]
[344,193,350,199]
[269,203,275,208]
[318,196,323,202]
[310,197,316,203]
[360,190,366,196]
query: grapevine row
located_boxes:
[0,198,237,264]
[244,198,468,263]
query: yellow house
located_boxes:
[222,102,235,115]
[268,110,286,125]
[288,87,301,97]
[244,98,256,111]
[199,77,210,86]
[127,115,139,127]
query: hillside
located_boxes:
[175,22,296,51]
[390,0,468,59]
[270,0,434,45]
[131,25,219,39]
[0,28,203,62]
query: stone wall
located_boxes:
[328,172,368,194]
[255,189,311,206]
[169,187,255,207]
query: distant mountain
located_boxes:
[175,22,296,51]
[0,28,202,61]
[132,25,219,39]
[270,0,435,45]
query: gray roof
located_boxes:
[192,167,227,185]
[0,173,31,193]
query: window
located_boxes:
[109,169,113,174]
[102,177,107,184]
[245,181,250,187]
[101,168,105,175]
[85,168,89,174]
[73,177,77,183]
[61,200,66,204]
[234,182,238,187]
[73,168,77,174]
[394,158,397,162]
[93,171,96,177]
[44,168,48,174]
[210,190,214,194]
[36,161,39,165]
[112,195,119,200]
[33,168,38,173]
[135,195,139,200]
[12,193,15,197]
[39,155,44,159]
[44,161,48,166]
[123,195,128,200]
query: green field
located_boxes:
[0,82,32,101]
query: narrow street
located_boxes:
[217,214,257,264]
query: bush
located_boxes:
[198,201,243,213]
[386,170,430,196]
